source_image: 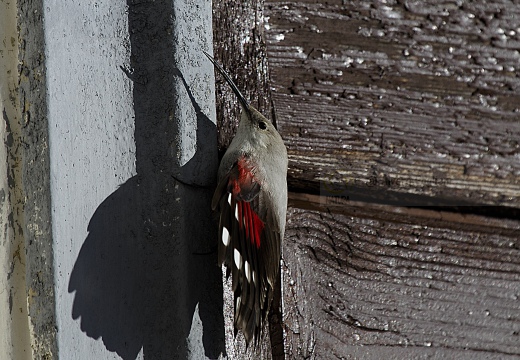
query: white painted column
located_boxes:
[44,0,137,358]
[4,0,223,358]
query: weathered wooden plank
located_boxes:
[282,193,520,359]
[265,1,520,207]
[212,0,274,157]
[212,1,283,358]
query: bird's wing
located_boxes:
[211,156,282,346]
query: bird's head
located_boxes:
[203,51,283,150]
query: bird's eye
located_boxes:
[258,121,267,130]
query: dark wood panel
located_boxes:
[212,1,282,358]
[265,1,520,207]
[283,193,520,359]
[213,0,274,157]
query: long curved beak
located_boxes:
[203,51,251,112]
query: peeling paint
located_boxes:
[1,0,34,358]
[10,0,58,358]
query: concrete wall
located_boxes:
[45,1,137,358]
[2,0,224,358]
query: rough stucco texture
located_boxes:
[45,0,223,358]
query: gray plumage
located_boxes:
[205,51,288,346]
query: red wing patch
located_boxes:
[227,157,260,202]
[213,157,271,345]
[237,200,264,248]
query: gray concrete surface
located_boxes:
[9,0,223,358]
[44,0,136,358]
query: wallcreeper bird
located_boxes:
[205,51,288,347]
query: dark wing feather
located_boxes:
[212,160,282,347]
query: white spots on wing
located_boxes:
[222,227,230,246]
[234,248,242,269]
[252,270,256,285]
[245,260,251,282]
[235,205,239,221]
[227,193,232,206]
[236,296,241,311]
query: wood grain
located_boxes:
[283,193,520,359]
[213,0,274,157]
[212,1,281,358]
[265,1,520,208]
[213,1,520,358]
